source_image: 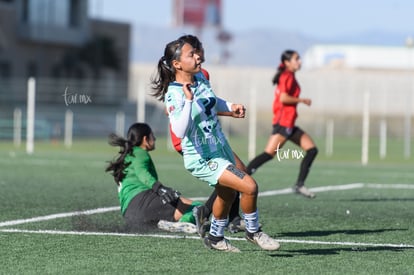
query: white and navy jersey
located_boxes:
[165,73,231,160]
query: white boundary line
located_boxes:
[0,158,105,168]
[1,228,413,248]
[1,183,414,228]
[0,183,360,227]
[365,183,414,189]
[1,183,414,249]
[190,183,367,201]
[0,206,120,227]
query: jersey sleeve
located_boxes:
[215,97,233,112]
[169,124,182,153]
[278,72,295,95]
[165,88,192,138]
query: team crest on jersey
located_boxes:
[207,160,218,171]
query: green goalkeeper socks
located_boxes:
[179,201,203,224]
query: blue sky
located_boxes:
[89,0,414,39]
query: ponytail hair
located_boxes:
[272,49,297,85]
[151,39,187,101]
[105,123,153,184]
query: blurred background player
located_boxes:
[151,38,280,252]
[106,122,202,233]
[246,50,318,198]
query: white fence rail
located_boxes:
[0,65,412,162]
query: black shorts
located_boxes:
[123,190,176,232]
[272,124,304,145]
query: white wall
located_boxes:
[129,63,414,116]
[303,45,414,70]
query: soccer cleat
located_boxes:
[157,220,197,234]
[192,205,210,238]
[245,231,280,251]
[294,185,316,199]
[227,216,246,233]
[228,217,262,234]
[203,237,241,252]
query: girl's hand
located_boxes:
[231,104,246,118]
[301,98,312,106]
[183,82,193,100]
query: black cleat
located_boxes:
[192,205,210,238]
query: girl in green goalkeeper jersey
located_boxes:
[150,38,280,252]
[106,122,201,233]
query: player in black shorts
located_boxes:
[247,50,318,198]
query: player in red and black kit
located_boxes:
[169,35,246,236]
[246,50,318,198]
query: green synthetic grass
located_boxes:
[0,137,413,274]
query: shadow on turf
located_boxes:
[71,215,127,233]
[269,246,413,257]
[277,228,407,238]
[71,214,178,234]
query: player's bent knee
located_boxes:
[307,147,318,158]
[241,176,258,196]
[264,150,276,157]
[224,164,257,195]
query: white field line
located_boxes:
[0,158,104,168]
[275,238,414,248]
[365,183,414,189]
[1,182,413,229]
[259,183,365,197]
[0,206,120,227]
[1,228,413,249]
[194,183,366,200]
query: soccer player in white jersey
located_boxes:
[151,38,280,252]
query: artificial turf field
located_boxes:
[0,137,413,274]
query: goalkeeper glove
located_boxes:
[152,182,181,204]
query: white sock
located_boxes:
[209,216,228,237]
[243,210,259,233]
